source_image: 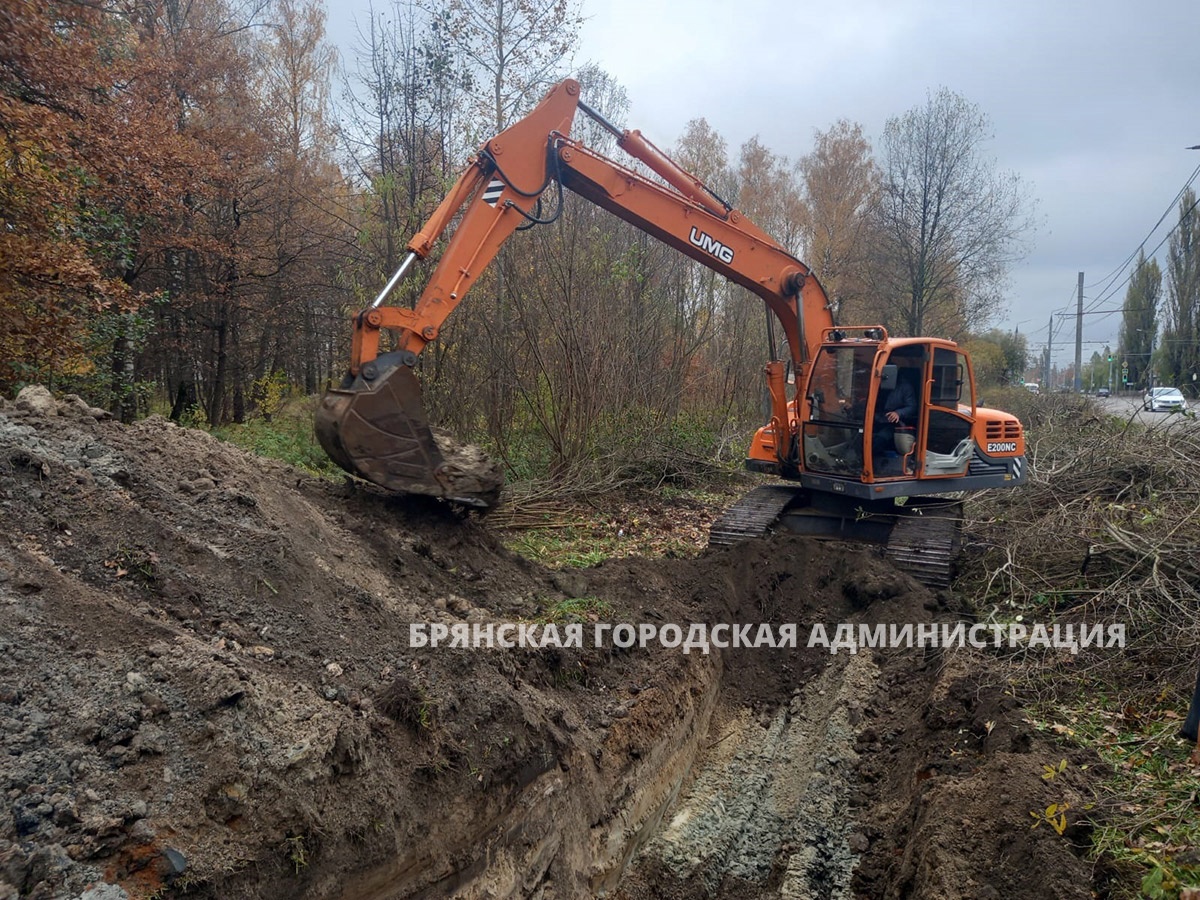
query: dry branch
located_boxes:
[964,394,1200,686]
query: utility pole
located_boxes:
[1074,272,1084,393]
[1044,315,1052,386]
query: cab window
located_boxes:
[931,348,973,410]
[801,345,875,476]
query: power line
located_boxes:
[1084,167,1200,316]
[1083,162,1200,304]
[1049,169,1200,357]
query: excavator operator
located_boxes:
[873,370,918,456]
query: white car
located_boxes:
[1143,387,1188,412]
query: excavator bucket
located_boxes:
[315,352,503,508]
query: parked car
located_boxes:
[1143,386,1188,412]
[1024,382,1039,394]
[1097,387,1111,398]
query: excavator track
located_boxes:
[709,486,963,589]
[708,485,803,547]
[882,500,963,589]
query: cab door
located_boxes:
[920,346,976,478]
[799,344,876,479]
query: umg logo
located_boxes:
[688,227,735,264]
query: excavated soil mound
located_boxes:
[0,394,1099,900]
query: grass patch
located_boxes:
[377,675,436,734]
[504,529,612,568]
[1031,689,1200,898]
[503,527,674,568]
[212,398,338,476]
[498,484,741,568]
[535,596,612,624]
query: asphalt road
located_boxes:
[1093,392,1195,427]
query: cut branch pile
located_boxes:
[963,393,1200,682]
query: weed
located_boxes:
[414,702,433,729]
[377,675,435,734]
[537,596,611,625]
[1030,801,1070,835]
[212,398,338,476]
[286,834,308,874]
[503,530,610,568]
[104,546,160,584]
[1041,758,1068,781]
[1142,859,1180,900]
[551,662,589,689]
[501,518,700,566]
[177,405,208,429]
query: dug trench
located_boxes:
[0,394,1100,900]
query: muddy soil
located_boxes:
[0,390,1100,899]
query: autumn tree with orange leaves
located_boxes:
[0,0,195,402]
[1,0,352,422]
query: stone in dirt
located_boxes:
[15,385,58,417]
[13,385,110,420]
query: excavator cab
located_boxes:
[797,336,933,481]
[790,328,1011,494]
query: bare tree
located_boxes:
[796,120,880,323]
[255,0,347,395]
[340,1,465,279]
[432,0,583,133]
[873,89,1035,338]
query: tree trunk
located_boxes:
[231,306,245,424]
[114,330,138,423]
[207,301,229,426]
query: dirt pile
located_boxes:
[0,390,1099,899]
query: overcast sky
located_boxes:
[326,0,1200,371]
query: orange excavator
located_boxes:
[316,78,1027,585]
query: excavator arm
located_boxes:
[316,78,834,506]
[345,80,585,369]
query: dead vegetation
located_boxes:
[965,390,1200,680]
[963,390,1200,897]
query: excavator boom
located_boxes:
[316,78,832,505]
